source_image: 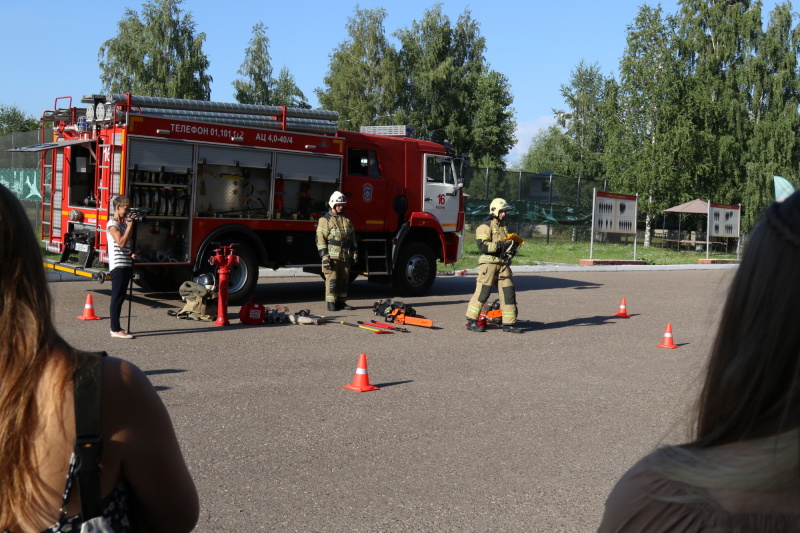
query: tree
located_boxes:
[606,5,691,245]
[0,105,39,135]
[316,7,401,131]
[469,69,516,168]
[233,22,274,105]
[233,23,309,108]
[272,66,310,108]
[741,2,800,229]
[98,0,212,100]
[520,126,572,176]
[395,5,515,166]
[675,0,762,206]
[554,60,608,183]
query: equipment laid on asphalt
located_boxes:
[373,298,433,327]
[373,298,416,318]
[169,279,218,321]
[478,299,502,328]
[358,320,409,332]
[288,313,326,325]
[265,305,290,323]
[239,297,267,325]
[340,321,392,334]
[343,353,380,392]
[387,309,433,328]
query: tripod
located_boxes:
[125,215,140,333]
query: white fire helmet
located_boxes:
[329,191,347,209]
[489,198,512,216]
[193,273,216,291]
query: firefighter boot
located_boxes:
[466,318,485,333]
[327,302,337,312]
[338,301,354,311]
[502,324,523,334]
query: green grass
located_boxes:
[440,230,740,271]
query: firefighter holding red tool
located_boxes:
[316,191,358,311]
[465,198,523,333]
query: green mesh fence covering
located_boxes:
[465,199,594,226]
[0,169,40,201]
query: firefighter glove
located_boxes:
[322,257,332,271]
[352,252,359,265]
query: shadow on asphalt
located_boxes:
[144,368,188,376]
[92,287,179,308]
[100,272,605,311]
[371,380,414,388]
[534,314,620,330]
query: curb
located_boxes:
[47,263,739,283]
[438,262,739,276]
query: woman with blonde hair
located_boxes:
[598,191,800,531]
[0,183,198,531]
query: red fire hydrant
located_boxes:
[208,244,239,326]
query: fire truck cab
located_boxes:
[16,94,464,304]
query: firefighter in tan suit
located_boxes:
[465,198,522,333]
[316,191,357,311]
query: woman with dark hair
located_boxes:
[598,191,800,531]
[107,194,137,339]
[0,183,198,532]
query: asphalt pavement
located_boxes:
[49,266,737,531]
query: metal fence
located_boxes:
[0,130,43,168]
[461,167,611,241]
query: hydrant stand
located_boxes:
[208,244,239,326]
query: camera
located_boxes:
[126,207,150,222]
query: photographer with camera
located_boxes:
[107,195,139,339]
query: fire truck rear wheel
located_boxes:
[393,242,436,296]
[201,242,258,306]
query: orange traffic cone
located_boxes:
[343,353,380,392]
[613,298,631,318]
[77,294,102,320]
[657,323,679,349]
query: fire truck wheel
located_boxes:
[393,242,436,296]
[201,242,258,305]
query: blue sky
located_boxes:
[0,1,782,166]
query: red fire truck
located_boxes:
[15,94,465,303]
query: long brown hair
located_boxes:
[0,184,72,527]
[695,190,800,447]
